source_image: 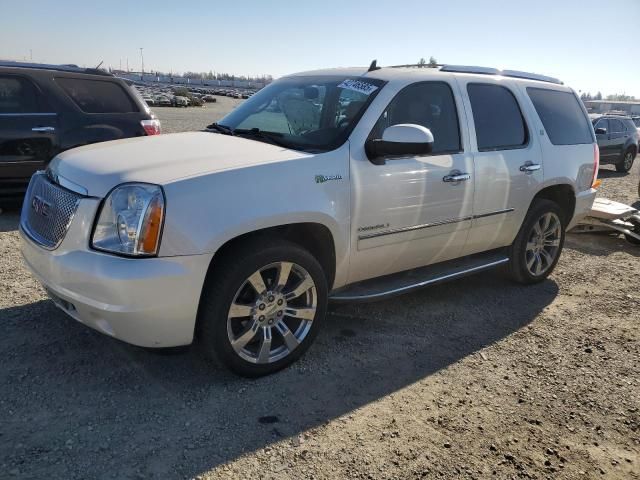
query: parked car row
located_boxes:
[133,83,257,107]
[0,61,160,196]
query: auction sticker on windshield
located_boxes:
[338,79,379,95]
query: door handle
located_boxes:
[519,163,541,173]
[443,173,471,183]
[32,126,55,133]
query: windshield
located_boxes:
[216,75,385,152]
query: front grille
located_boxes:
[21,173,83,249]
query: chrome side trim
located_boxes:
[472,208,515,220]
[358,208,514,240]
[358,216,472,240]
[330,257,510,302]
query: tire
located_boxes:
[198,238,327,377]
[615,147,636,173]
[506,199,566,284]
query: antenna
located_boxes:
[368,59,380,72]
[95,60,104,70]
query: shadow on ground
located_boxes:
[0,270,558,479]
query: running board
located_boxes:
[329,249,509,303]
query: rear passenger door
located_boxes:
[0,74,59,187]
[456,80,542,255]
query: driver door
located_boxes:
[348,80,474,284]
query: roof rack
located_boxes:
[387,63,562,85]
[0,60,113,77]
[440,65,563,85]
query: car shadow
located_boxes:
[0,270,558,479]
[597,168,627,179]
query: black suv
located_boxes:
[590,114,639,172]
[0,61,160,196]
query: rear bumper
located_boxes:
[20,212,212,347]
[567,188,597,230]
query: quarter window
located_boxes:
[467,83,527,151]
[370,81,461,154]
[55,77,137,114]
[0,76,39,114]
[527,88,593,145]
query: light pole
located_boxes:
[139,47,144,76]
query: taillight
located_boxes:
[592,143,600,188]
[141,119,161,136]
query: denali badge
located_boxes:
[31,195,52,218]
[315,174,343,184]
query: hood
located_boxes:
[51,132,308,197]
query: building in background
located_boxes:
[583,100,640,115]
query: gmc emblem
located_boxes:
[31,195,51,218]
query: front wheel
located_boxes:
[198,239,327,377]
[506,199,565,284]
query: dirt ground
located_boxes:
[153,97,244,133]
[0,113,638,479]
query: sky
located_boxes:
[1,0,639,97]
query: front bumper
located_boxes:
[20,199,212,348]
[567,187,597,230]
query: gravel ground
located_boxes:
[0,114,639,479]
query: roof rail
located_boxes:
[0,60,113,77]
[439,65,563,85]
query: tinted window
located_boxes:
[370,81,461,154]
[55,78,137,113]
[609,119,624,133]
[527,88,593,145]
[467,84,527,151]
[0,76,38,113]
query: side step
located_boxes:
[329,249,509,303]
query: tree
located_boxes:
[594,91,602,100]
[428,56,438,67]
[418,58,427,67]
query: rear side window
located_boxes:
[55,77,137,113]
[370,81,461,154]
[527,88,593,145]
[0,76,39,113]
[608,119,624,134]
[467,84,527,151]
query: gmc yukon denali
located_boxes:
[20,63,599,376]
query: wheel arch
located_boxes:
[530,184,576,225]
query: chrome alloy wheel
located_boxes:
[525,212,561,276]
[227,262,317,364]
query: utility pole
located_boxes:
[126,57,129,72]
[139,47,144,75]
[29,49,33,61]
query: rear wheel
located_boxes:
[506,199,565,284]
[615,147,636,173]
[198,239,327,377]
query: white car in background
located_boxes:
[20,63,598,376]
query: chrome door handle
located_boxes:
[443,173,471,182]
[32,126,55,133]
[519,163,541,173]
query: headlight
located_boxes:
[92,183,165,256]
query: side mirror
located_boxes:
[595,127,607,135]
[365,124,434,164]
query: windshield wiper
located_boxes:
[233,128,291,149]
[205,122,234,135]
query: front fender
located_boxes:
[158,144,351,286]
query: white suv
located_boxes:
[20,63,598,376]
